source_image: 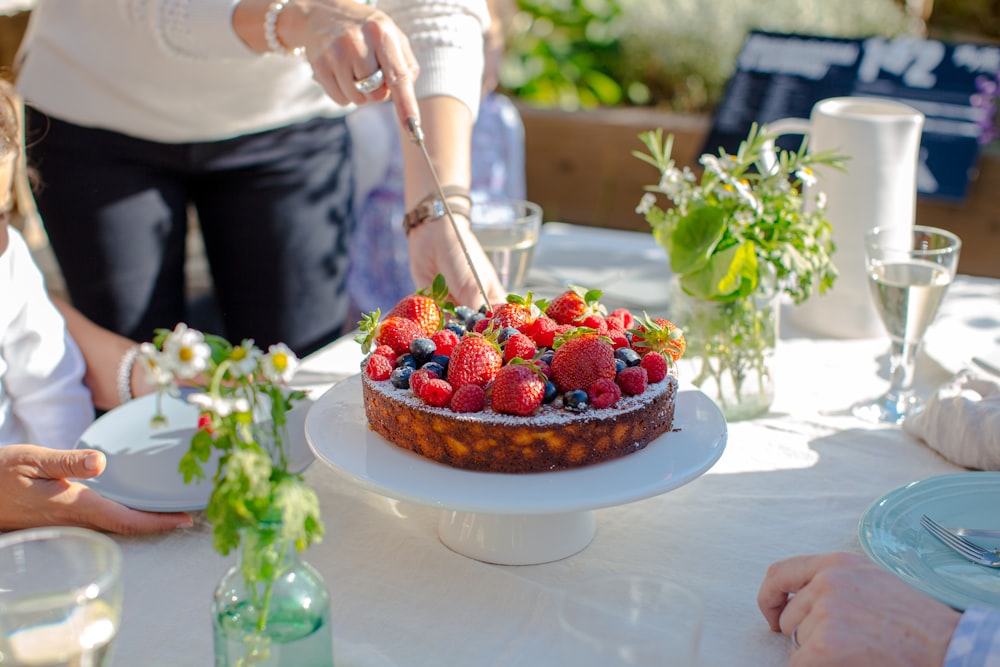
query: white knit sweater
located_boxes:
[16,0,487,143]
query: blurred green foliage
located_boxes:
[498,0,997,112]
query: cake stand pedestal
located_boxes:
[304,375,727,566]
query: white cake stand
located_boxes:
[304,375,727,565]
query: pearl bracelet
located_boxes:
[117,345,140,405]
[264,0,304,57]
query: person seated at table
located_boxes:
[758,551,1000,666]
[0,78,192,535]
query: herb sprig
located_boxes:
[634,123,847,304]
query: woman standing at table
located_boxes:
[16,0,504,356]
[0,78,191,534]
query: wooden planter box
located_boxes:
[520,104,1000,279]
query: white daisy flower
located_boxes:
[261,343,299,384]
[816,191,828,209]
[162,323,211,379]
[796,166,817,187]
[699,154,726,179]
[138,342,175,389]
[228,340,262,378]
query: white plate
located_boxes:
[74,391,315,512]
[304,375,727,515]
[859,472,1000,611]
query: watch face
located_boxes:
[430,199,446,219]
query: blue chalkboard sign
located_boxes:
[703,31,1000,201]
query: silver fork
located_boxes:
[920,515,1000,568]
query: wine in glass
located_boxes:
[0,527,123,667]
[852,225,962,424]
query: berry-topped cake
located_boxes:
[355,276,686,473]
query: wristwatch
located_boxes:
[402,186,472,235]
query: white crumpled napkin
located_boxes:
[903,369,1000,470]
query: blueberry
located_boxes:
[543,381,558,404]
[466,312,486,330]
[397,354,417,370]
[454,305,476,322]
[430,354,450,373]
[410,338,436,366]
[538,349,554,365]
[563,389,590,412]
[446,322,466,337]
[390,366,414,389]
[497,326,520,344]
[478,304,490,314]
[615,358,628,374]
[615,347,641,367]
[422,360,446,379]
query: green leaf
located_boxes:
[669,206,726,275]
[679,241,758,301]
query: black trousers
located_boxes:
[25,108,354,357]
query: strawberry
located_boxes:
[447,334,502,391]
[545,286,604,325]
[491,360,546,416]
[640,351,668,383]
[617,366,648,396]
[431,328,460,357]
[527,316,559,348]
[630,314,686,362]
[549,331,617,393]
[503,333,537,364]
[355,310,422,356]
[387,273,451,337]
[450,384,486,413]
[365,354,393,381]
[418,378,453,407]
[490,293,546,332]
[588,378,621,409]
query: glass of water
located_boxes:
[0,527,123,667]
[469,198,543,294]
[852,225,962,424]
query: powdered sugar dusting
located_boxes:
[362,372,678,426]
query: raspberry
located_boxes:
[365,354,393,381]
[640,352,669,383]
[606,308,635,331]
[408,368,439,396]
[588,378,621,409]
[473,317,491,334]
[617,366,648,396]
[418,378,453,407]
[373,345,398,362]
[606,326,630,350]
[450,384,486,413]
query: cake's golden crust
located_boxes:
[362,372,678,473]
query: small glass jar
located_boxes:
[212,525,332,667]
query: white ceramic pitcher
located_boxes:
[764,96,925,339]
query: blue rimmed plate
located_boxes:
[859,472,1000,610]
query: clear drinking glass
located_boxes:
[852,225,962,424]
[558,574,703,666]
[0,527,123,667]
[469,198,543,293]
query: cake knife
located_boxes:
[405,116,492,311]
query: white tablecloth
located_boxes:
[110,224,999,667]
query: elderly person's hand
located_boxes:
[0,445,193,535]
[757,552,961,667]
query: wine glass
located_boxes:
[852,225,962,424]
[0,527,123,667]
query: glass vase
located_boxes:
[671,281,778,421]
[212,525,333,667]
